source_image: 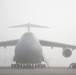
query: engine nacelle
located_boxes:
[62,49,72,58]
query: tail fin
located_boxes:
[9,23,50,32]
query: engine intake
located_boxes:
[62,49,72,58]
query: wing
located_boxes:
[0,39,19,47]
[39,40,76,49]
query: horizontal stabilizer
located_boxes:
[9,23,50,28]
[9,23,50,32]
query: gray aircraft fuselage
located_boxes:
[14,32,43,64]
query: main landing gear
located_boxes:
[69,63,76,69]
[11,63,46,69]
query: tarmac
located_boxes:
[0,68,76,75]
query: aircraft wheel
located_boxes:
[19,64,22,68]
[35,64,37,68]
[25,64,27,69]
[43,64,46,68]
[11,64,14,68]
[35,64,39,68]
[39,64,45,68]
[29,64,32,69]
[41,64,43,68]
[31,64,33,69]
[72,66,76,69]
[37,64,40,68]
[31,64,34,69]
[26,64,29,69]
[13,64,16,68]
[42,64,46,68]
[16,64,20,68]
[35,64,38,68]
[34,64,36,68]
[23,64,25,68]
[12,64,16,68]
[38,64,41,68]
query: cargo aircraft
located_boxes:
[0,23,76,68]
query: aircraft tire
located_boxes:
[41,64,43,68]
[26,64,29,69]
[11,64,14,68]
[34,64,36,68]
[23,64,25,68]
[28,64,31,69]
[40,64,46,68]
[13,64,16,68]
[25,64,27,69]
[35,64,38,68]
[18,64,21,68]
[36,64,40,68]
[72,66,76,69]
[16,64,20,68]
[37,63,40,68]
[43,64,46,68]
[31,64,34,69]
[31,64,33,69]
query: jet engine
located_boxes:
[62,48,72,58]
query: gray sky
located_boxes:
[0,0,76,67]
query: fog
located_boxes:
[0,0,76,67]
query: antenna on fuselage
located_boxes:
[9,23,50,32]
